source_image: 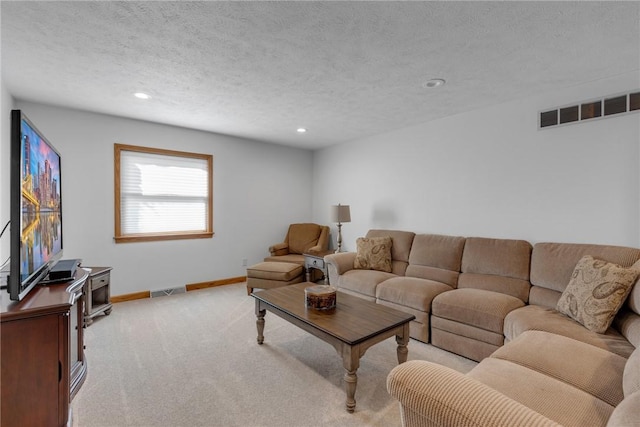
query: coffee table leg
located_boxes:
[396,323,410,364]
[344,370,357,413]
[342,345,360,413]
[255,301,266,345]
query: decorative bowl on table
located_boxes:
[305,285,337,310]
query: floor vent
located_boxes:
[540,89,639,129]
[150,286,186,298]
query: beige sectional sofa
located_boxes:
[387,330,639,427]
[324,229,640,426]
[326,230,466,343]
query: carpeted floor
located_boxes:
[72,282,476,426]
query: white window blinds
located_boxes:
[118,148,211,236]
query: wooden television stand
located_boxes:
[1,267,89,427]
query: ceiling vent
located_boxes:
[539,90,639,129]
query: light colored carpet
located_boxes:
[72,282,476,427]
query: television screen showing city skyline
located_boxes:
[20,118,62,281]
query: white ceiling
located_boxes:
[2,1,639,150]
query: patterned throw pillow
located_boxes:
[353,236,393,273]
[557,255,640,333]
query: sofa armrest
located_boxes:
[324,252,356,281]
[607,390,640,427]
[387,360,561,427]
[268,242,289,256]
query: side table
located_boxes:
[303,253,331,284]
[84,267,113,326]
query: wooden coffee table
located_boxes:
[251,282,415,413]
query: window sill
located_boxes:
[114,231,214,244]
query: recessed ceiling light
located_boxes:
[134,92,151,100]
[297,128,307,133]
[422,79,446,89]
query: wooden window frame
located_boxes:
[114,143,213,243]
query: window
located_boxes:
[114,144,213,243]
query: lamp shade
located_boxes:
[331,204,351,223]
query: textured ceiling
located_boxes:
[2,1,639,149]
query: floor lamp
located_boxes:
[331,204,351,253]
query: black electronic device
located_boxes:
[47,259,79,281]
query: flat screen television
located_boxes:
[8,110,63,301]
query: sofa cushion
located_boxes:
[528,286,562,309]
[376,276,453,312]
[458,273,531,303]
[461,237,532,281]
[458,237,532,303]
[432,288,525,334]
[530,242,640,295]
[468,358,615,427]
[623,347,640,397]
[338,269,396,299]
[405,233,465,287]
[491,331,626,407]
[431,316,505,346]
[353,236,393,272]
[504,305,635,358]
[556,255,639,333]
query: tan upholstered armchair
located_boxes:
[264,223,330,266]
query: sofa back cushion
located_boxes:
[529,242,640,308]
[406,233,466,287]
[458,237,532,302]
[364,229,415,276]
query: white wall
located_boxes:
[312,71,640,251]
[5,72,639,296]
[0,79,15,268]
[7,102,314,295]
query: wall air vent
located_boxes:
[539,90,639,129]
[150,286,186,298]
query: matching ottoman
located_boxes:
[246,261,304,295]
